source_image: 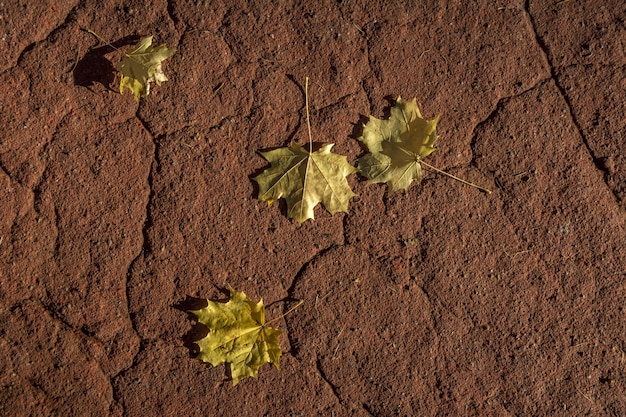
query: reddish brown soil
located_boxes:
[1,1,625,416]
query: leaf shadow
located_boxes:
[286,73,305,100]
[173,296,208,357]
[174,285,230,358]
[382,94,397,110]
[348,114,369,148]
[73,34,140,91]
[174,291,235,384]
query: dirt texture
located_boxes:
[1,0,625,416]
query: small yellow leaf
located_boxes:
[253,142,357,223]
[117,36,175,101]
[357,97,439,193]
[189,288,281,385]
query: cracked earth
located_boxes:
[1,1,625,416]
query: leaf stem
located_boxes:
[85,29,122,53]
[266,300,304,325]
[304,77,313,154]
[421,161,492,194]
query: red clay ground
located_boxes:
[1,1,625,416]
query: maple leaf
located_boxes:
[117,36,175,101]
[253,77,357,223]
[357,97,439,193]
[254,142,357,223]
[189,288,282,385]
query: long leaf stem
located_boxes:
[304,77,313,154]
[85,29,122,53]
[421,161,492,194]
[266,300,304,325]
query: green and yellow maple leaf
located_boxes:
[254,77,357,223]
[117,36,175,101]
[357,97,439,193]
[254,142,357,223]
[189,288,282,385]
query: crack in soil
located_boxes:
[361,403,377,416]
[315,91,360,113]
[165,0,180,29]
[466,16,558,148]
[12,372,54,408]
[31,109,72,212]
[315,358,343,404]
[4,106,69,287]
[288,245,342,298]
[113,115,156,385]
[29,297,117,410]
[134,118,158,257]
[468,77,552,158]
[0,160,10,179]
[523,0,621,206]
[34,298,100,345]
[9,1,80,71]
[105,113,158,413]
[109,339,153,415]
[284,242,340,357]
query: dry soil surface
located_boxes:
[1,1,625,416]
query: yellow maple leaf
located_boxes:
[357,97,439,193]
[189,288,281,385]
[254,142,357,223]
[117,36,175,101]
[253,77,357,223]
